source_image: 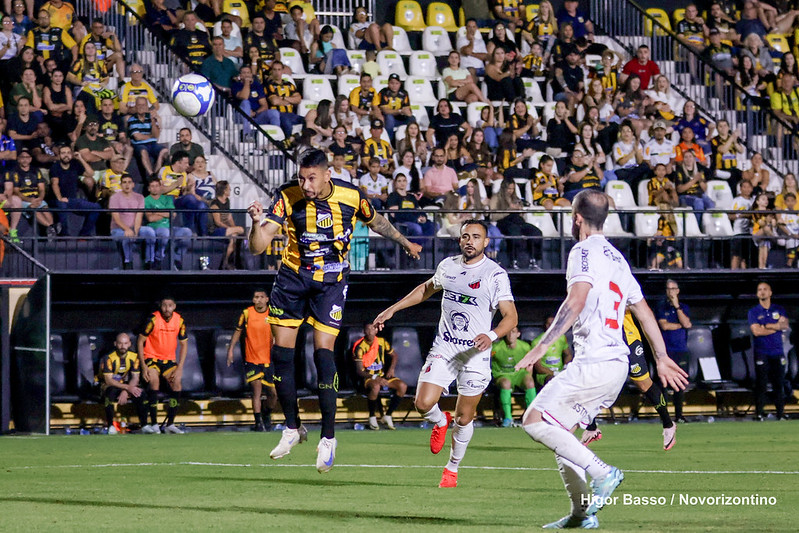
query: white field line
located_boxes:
[5,462,799,475]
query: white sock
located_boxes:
[445,421,474,472]
[424,405,447,427]
[524,421,611,480]
[556,454,589,518]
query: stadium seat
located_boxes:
[672,8,685,24]
[603,212,633,237]
[302,76,335,102]
[405,76,438,106]
[426,2,458,32]
[395,0,426,32]
[50,334,67,397]
[371,76,388,93]
[520,327,543,344]
[391,327,424,388]
[729,325,755,385]
[466,101,489,127]
[706,180,734,209]
[673,208,706,236]
[637,179,650,206]
[521,77,545,104]
[584,54,602,71]
[392,27,413,55]
[634,207,660,236]
[346,50,366,73]
[214,332,245,393]
[422,26,453,56]
[645,8,671,36]
[541,101,558,125]
[328,24,347,50]
[408,104,431,128]
[526,4,540,21]
[686,327,716,383]
[337,74,360,97]
[409,51,438,78]
[297,99,318,116]
[701,212,734,236]
[279,47,307,77]
[377,50,408,78]
[605,180,636,208]
[766,34,790,54]
[181,333,206,392]
[524,208,559,237]
[76,333,105,396]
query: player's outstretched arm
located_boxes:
[247,201,281,255]
[474,300,518,351]
[515,282,590,371]
[630,298,689,391]
[373,279,440,331]
[367,212,423,259]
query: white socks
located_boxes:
[524,421,611,480]
[556,455,589,518]
[445,421,474,472]
[424,405,447,427]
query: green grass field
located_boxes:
[1,421,797,532]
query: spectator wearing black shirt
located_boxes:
[552,45,585,114]
[7,96,42,151]
[426,99,472,148]
[562,148,603,202]
[97,97,131,160]
[386,173,435,245]
[328,125,358,178]
[545,100,577,159]
[51,144,99,236]
[170,11,210,70]
[245,14,280,67]
[232,64,271,140]
[378,73,411,143]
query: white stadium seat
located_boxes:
[337,74,360,97]
[409,51,438,78]
[634,207,659,236]
[702,212,735,236]
[405,76,438,106]
[605,180,636,208]
[392,26,413,54]
[280,47,306,77]
[422,26,453,56]
[377,50,408,78]
[302,76,335,102]
[706,180,734,210]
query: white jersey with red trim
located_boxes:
[566,234,643,364]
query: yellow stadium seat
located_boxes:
[396,0,426,32]
[526,4,540,21]
[426,2,458,32]
[766,33,790,53]
[458,7,465,27]
[645,8,671,36]
[673,8,685,24]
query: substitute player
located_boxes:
[373,219,518,488]
[248,148,422,473]
[227,288,278,432]
[137,296,188,435]
[491,326,538,427]
[98,333,147,434]
[353,322,408,430]
[581,310,677,451]
[515,190,687,529]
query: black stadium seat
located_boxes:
[180,333,206,392]
[686,327,716,382]
[391,327,424,389]
[50,334,67,397]
[520,327,543,344]
[214,332,245,393]
[729,324,755,386]
[76,333,106,398]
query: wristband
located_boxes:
[487,331,498,342]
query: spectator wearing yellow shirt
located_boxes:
[40,0,73,31]
[161,150,209,236]
[119,64,159,115]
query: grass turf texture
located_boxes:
[1,421,796,532]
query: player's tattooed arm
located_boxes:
[367,212,422,259]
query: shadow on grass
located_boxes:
[0,496,520,526]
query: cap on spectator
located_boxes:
[17,147,31,155]
[388,73,400,82]
[653,120,667,130]
[563,44,579,57]
[708,28,720,35]
[371,118,384,129]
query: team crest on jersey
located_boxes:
[468,279,481,290]
[317,212,333,229]
[329,305,343,321]
[450,311,469,331]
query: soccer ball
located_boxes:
[171,74,215,117]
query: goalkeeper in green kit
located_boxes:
[491,326,541,427]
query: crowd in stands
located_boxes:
[3,0,799,270]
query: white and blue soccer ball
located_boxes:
[171,74,215,117]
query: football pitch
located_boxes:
[1,421,796,532]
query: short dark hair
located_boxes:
[368,157,380,167]
[297,148,328,170]
[785,192,796,200]
[573,189,609,229]
[160,295,176,304]
[460,218,489,235]
[179,127,192,135]
[215,179,229,197]
[171,150,190,165]
[360,72,372,80]
[253,287,268,296]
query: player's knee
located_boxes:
[522,407,543,427]
[454,412,474,425]
[522,419,551,442]
[396,381,408,396]
[414,397,434,413]
[498,378,511,389]
[313,349,337,385]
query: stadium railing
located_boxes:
[3,206,796,276]
[314,0,377,28]
[590,0,797,177]
[76,0,297,194]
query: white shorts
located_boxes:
[530,360,628,430]
[417,353,491,397]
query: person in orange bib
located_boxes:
[228,288,279,432]
[137,296,188,434]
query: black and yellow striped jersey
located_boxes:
[363,137,393,163]
[647,177,672,206]
[710,135,739,170]
[491,0,521,19]
[353,336,394,377]
[595,67,619,95]
[532,170,559,202]
[265,79,298,113]
[349,86,380,111]
[98,350,140,383]
[622,311,641,346]
[525,15,556,42]
[264,178,377,282]
[378,88,409,111]
[657,215,676,238]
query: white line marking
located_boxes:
[7,462,799,475]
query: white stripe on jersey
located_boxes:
[566,235,643,364]
[430,255,514,362]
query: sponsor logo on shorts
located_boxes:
[634,344,644,356]
[268,305,284,316]
[316,212,333,229]
[465,377,487,389]
[443,290,478,306]
[329,305,343,321]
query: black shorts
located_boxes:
[245,362,275,386]
[101,383,143,404]
[627,339,651,381]
[268,266,349,335]
[146,358,177,377]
